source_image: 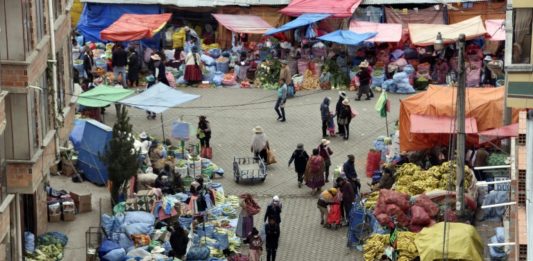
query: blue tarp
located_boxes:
[119,83,200,114]
[318,30,377,46]
[77,3,162,48]
[69,119,113,185]
[265,13,331,36]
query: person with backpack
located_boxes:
[304,148,326,194]
[264,216,280,261]
[245,227,263,261]
[318,139,334,182]
[274,79,287,122]
[236,193,260,238]
[288,143,309,188]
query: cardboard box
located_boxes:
[49,214,61,223]
[70,192,92,213]
[63,211,76,221]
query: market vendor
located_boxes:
[169,222,189,259]
[184,26,201,51]
[369,168,395,191]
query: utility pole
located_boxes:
[456,34,466,214]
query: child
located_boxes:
[327,112,336,137]
[245,227,263,261]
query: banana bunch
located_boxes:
[395,163,420,179]
[364,191,380,209]
[363,232,419,261]
[395,232,418,261]
[364,234,389,261]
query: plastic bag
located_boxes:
[410,205,431,226]
[201,54,215,66]
[98,240,122,259]
[102,248,126,261]
[24,232,35,254]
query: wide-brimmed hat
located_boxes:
[339,91,347,98]
[150,54,161,61]
[328,188,337,195]
[342,99,349,105]
[253,126,264,133]
[359,60,369,68]
[139,132,148,139]
[321,139,330,146]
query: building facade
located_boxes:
[505,0,533,260]
[0,0,76,258]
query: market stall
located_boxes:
[349,21,402,43]
[100,13,172,41]
[408,16,487,46]
[77,85,135,122]
[280,0,362,18]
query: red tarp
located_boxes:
[410,115,478,134]
[349,21,402,42]
[212,14,273,34]
[280,0,362,18]
[100,13,172,41]
[485,19,505,41]
[479,123,518,143]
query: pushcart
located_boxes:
[233,156,267,183]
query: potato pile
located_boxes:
[394,161,473,196]
[363,232,418,261]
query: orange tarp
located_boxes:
[399,85,512,152]
[447,1,506,25]
[100,13,172,41]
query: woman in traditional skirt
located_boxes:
[236,193,256,238]
[184,46,203,84]
[304,148,326,194]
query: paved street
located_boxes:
[49,87,404,260]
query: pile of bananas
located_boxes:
[364,191,380,209]
[394,161,473,196]
[364,232,418,261]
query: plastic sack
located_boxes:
[414,194,439,217]
[102,248,126,261]
[195,224,215,238]
[382,79,396,92]
[366,150,381,177]
[215,62,229,73]
[381,190,410,211]
[201,54,215,66]
[371,74,385,88]
[213,231,229,250]
[123,223,154,237]
[98,240,122,259]
[186,245,210,260]
[123,211,155,225]
[410,205,431,226]
[102,214,118,236]
[179,216,193,230]
[112,233,134,251]
[403,64,415,75]
[208,49,221,59]
[24,232,35,254]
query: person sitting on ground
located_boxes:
[369,168,395,191]
[169,222,189,259]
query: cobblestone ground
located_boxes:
[49,87,404,260]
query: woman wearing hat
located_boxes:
[336,91,347,136]
[317,188,337,226]
[149,53,170,86]
[251,126,269,162]
[317,139,334,182]
[288,143,309,187]
[338,99,353,140]
[184,46,203,85]
[304,148,326,193]
[355,60,372,101]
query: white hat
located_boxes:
[359,60,369,68]
[339,91,347,98]
[484,55,493,61]
[151,246,165,254]
[321,139,330,146]
[252,126,264,133]
[273,195,280,202]
[150,54,161,61]
[139,132,148,139]
[342,99,349,105]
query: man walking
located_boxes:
[335,91,347,136]
[112,43,128,87]
[275,79,287,122]
[343,154,360,193]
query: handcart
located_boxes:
[233,156,267,184]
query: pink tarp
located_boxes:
[100,13,172,41]
[479,123,518,143]
[410,115,478,134]
[212,14,273,34]
[280,0,362,18]
[349,21,402,42]
[485,19,505,41]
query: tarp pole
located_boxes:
[161,113,166,141]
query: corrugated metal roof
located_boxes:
[361,0,487,4]
[81,0,290,6]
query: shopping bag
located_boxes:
[266,149,277,165]
[351,108,358,119]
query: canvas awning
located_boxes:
[410,115,478,134]
[349,21,402,42]
[212,14,273,34]
[119,83,200,113]
[409,16,487,46]
[485,19,505,41]
[77,85,135,107]
[280,0,361,18]
[100,13,172,41]
[265,13,330,35]
[479,123,518,143]
[317,30,376,46]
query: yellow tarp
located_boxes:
[414,222,483,261]
[409,16,487,46]
[71,0,83,27]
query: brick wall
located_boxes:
[0,92,6,133]
[35,178,48,235]
[0,64,28,88]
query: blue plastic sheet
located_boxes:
[265,13,331,36]
[318,30,377,46]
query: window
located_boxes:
[34,0,46,42]
[512,9,533,64]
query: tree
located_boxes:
[100,106,139,204]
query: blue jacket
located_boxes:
[320,97,330,121]
[343,160,357,180]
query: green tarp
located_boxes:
[77,85,134,107]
